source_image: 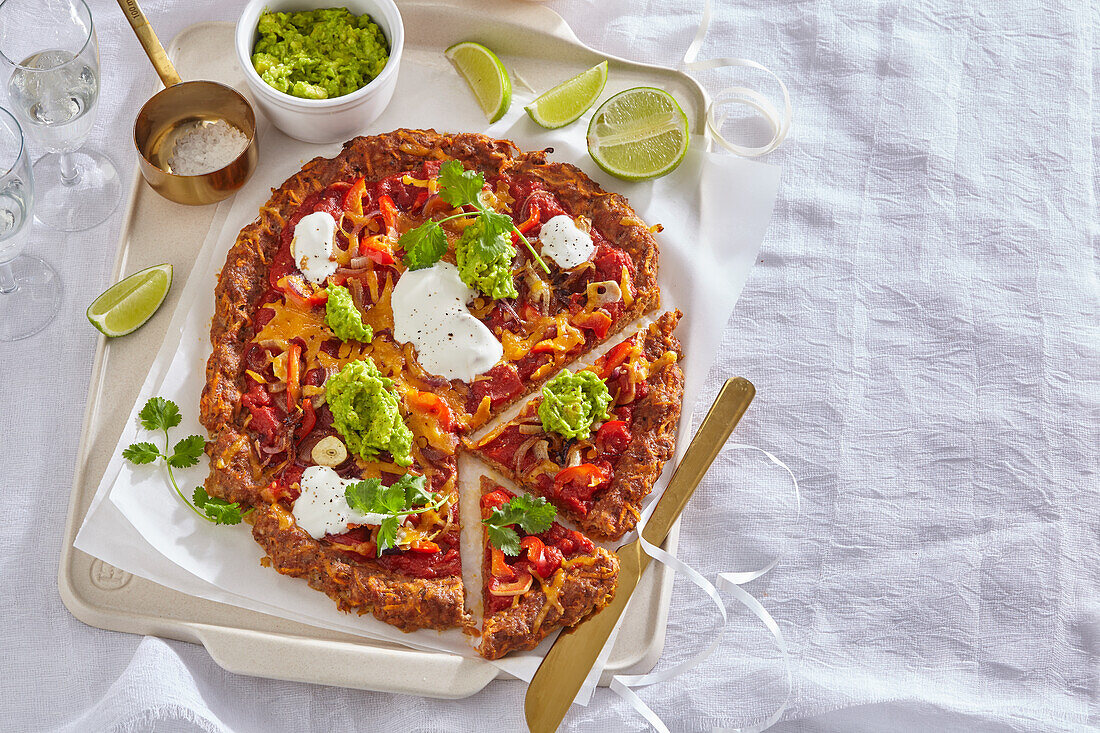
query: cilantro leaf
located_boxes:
[509,494,557,534]
[168,434,206,468]
[400,220,448,270]
[139,397,182,432]
[483,494,557,555]
[345,478,383,514]
[192,487,244,525]
[437,160,485,208]
[487,523,522,556]
[377,483,408,514]
[393,473,433,507]
[123,442,161,465]
[376,516,400,555]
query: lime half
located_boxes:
[445,41,512,123]
[587,87,689,181]
[525,60,608,129]
[87,263,172,337]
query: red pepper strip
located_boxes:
[572,310,613,340]
[553,463,611,493]
[489,572,532,595]
[286,343,302,413]
[519,536,564,578]
[279,275,328,309]
[481,488,513,513]
[414,189,430,209]
[489,546,516,580]
[517,204,541,233]
[599,339,635,378]
[378,194,398,231]
[358,234,397,265]
[342,176,367,214]
[409,539,441,554]
[406,390,454,431]
[296,399,316,438]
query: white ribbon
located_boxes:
[681,0,792,157]
[609,445,800,732]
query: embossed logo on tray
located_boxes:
[90,559,132,590]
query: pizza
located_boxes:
[199,128,682,652]
[469,311,683,540]
[477,478,618,660]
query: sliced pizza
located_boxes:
[468,310,684,541]
[199,130,673,638]
[477,477,618,660]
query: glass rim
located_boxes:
[0,106,25,179]
[0,0,95,70]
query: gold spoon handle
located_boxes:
[116,0,182,88]
[523,377,755,733]
[640,376,755,548]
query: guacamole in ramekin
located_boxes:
[251,8,390,100]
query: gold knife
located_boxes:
[524,377,756,732]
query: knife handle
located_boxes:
[640,377,755,548]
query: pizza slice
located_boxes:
[468,310,684,541]
[477,477,618,660]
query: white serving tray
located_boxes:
[59,0,709,698]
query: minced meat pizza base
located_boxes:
[199,129,673,646]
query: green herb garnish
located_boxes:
[483,494,557,556]
[122,397,249,525]
[399,160,550,278]
[344,473,449,556]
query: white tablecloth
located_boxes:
[2,0,1096,731]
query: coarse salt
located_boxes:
[166,119,249,176]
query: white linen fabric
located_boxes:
[1,0,1097,731]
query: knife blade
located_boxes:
[523,377,756,732]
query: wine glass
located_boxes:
[0,105,60,341]
[0,0,121,232]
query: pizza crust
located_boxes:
[479,546,619,660]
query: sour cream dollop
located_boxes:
[539,215,595,269]
[292,465,387,540]
[391,261,503,382]
[291,211,338,285]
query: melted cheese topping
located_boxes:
[291,211,339,285]
[391,262,503,382]
[539,215,595,269]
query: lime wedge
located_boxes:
[524,60,609,129]
[87,263,173,337]
[586,87,689,181]
[445,41,512,123]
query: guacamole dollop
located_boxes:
[325,360,413,466]
[538,369,613,440]
[455,216,518,300]
[251,8,389,100]
[325,284,373,343]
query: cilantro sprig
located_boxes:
[344,473,449,556]
[483,494,557,556]
[122,397,249,525]
[400,160,549,275]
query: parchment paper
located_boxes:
[75,51,780,698]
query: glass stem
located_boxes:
[59,152,80,186]
[0,261,18,294]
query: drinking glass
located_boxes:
[0,106,59,341]
[0,0,121,232]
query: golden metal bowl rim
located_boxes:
[132,79,258,180]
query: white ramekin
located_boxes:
[235,0,404,143]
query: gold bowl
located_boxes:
[133,80,258,206]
